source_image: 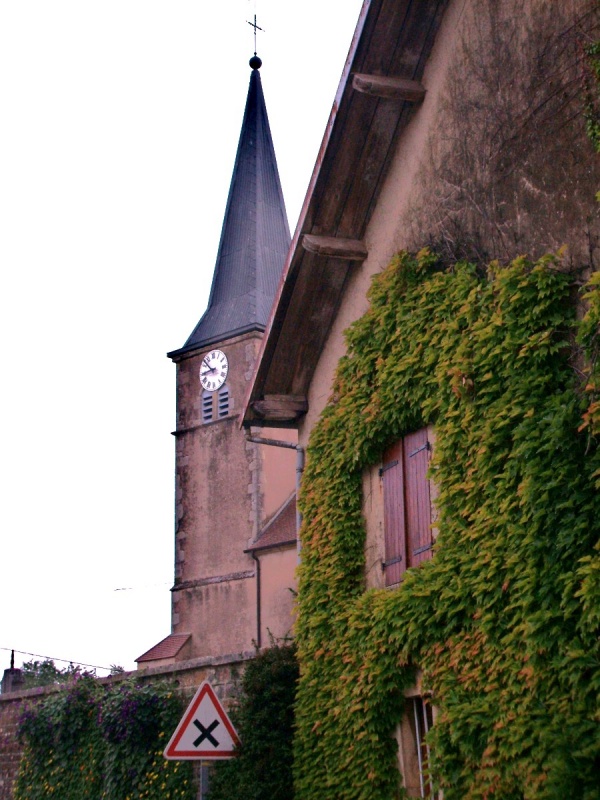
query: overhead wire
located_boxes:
[0,647,113,673]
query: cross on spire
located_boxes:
[247,14,264,55]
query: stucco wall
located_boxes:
[257,546,297,645]
[261,427,297,522]
[173,333,261,658]
[172,331,296,660]
[403,0,599,267]
[174,578,257,658]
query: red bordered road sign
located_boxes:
[164,681,240,760]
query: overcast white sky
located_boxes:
[0,0,364,675]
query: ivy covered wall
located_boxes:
[13,677,194,800]
[294,251,599,799]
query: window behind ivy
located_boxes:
[381,427,432,585]
[399,695,438,798]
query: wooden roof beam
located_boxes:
[352,73,426,103]
[302,234,368,261]
[251,394,308,422]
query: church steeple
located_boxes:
[136,54,298,674]
[169,57,290,358]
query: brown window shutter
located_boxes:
[403,429,432,568]
[382,440,406,585]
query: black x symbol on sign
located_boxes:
[193,718,220,748]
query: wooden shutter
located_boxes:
[403,428,432,568]
[382,440,406,585]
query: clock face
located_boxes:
[200,349,229,392]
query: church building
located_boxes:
[136,0,598,794]
[3,2,596,798]
[135,55,298,678]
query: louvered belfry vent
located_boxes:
[202,391,214,424]
[218,387,229,418]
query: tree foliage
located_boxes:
[208,643,298,800]
[20,659,81,689]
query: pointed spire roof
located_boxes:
[169,57,290,359]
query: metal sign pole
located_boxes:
[198,760,212,800]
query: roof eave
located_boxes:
[242,0,448,428]
[168,322,266,362]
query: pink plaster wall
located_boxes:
[258,547,297,645]
[260,427,297,522]
[171,331,296,661]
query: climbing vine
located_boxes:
[583,40,600,153]
[293,250,600,799]
[579,270,600,440]
[15,676,194,800]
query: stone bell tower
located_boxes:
[137,55,298,670]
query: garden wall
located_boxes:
[0,652,252,799]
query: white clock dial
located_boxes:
[200,349,229,392]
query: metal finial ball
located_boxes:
[249,55,262,70]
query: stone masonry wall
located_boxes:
[0,684,58,800]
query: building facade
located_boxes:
[244,0,599,797]
[137,58,298,676]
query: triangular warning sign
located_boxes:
[164,681,240,760]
